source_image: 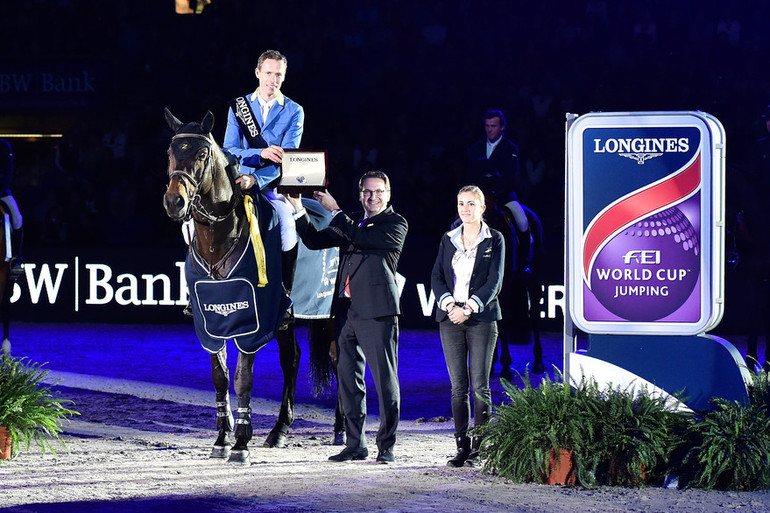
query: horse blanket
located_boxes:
[291,198,339,319]
[186,232,290,355]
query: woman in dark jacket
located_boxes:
[431,185,505,467]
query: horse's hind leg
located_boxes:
[210,348,233,458]
[264,325,300,448]
[228,351,256,465]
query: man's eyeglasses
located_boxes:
[361,189,388,197]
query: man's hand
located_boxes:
[236,173,257,190]
[313,190,340,212]
[260,145,284,164]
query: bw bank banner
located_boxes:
[567,112,725,335]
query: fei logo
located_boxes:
[622,250,660,265]
[589,206,700,322]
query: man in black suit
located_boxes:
[286,171,408,464]
[467,109,520,204]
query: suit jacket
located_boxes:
[223,91,304,190]
[467,136,519,203]
[431,225,505,323]
[294,205,408,319]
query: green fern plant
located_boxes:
[581,384,689,487]
[747,367,770,414]
[478,370,595,486]
[0,355,79,460]
[681,396,770,491]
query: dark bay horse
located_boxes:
[163,108,302,464]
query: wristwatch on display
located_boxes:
[462,306,472,317]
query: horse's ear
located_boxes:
[164,108,183,132]
[202,111,215,134]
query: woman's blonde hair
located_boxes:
[457,185,485,206]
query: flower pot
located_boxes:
[541,448,575,485]
[0,426,12,460]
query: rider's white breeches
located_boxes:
[265,189,297,252]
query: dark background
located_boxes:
[2,0,768,331]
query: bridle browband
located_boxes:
[167,131,239,225]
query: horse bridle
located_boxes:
[167,132,237,225]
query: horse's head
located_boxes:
[163,108,223,222]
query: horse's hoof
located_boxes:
[263,423,290,448]
[210,444,231,459]
[227,448,250,466]
[263,431,287,448]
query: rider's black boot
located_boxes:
[278,245,298,330]
[9,226,23,282]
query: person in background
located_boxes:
[467,110,519,205]
[431,185,504,467]
[0,138,24,280]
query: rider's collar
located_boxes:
[250,90,285,106]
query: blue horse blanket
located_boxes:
[291,198,339,319]
[186,234,290,354]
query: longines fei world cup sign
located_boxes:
[563,112,752,412]
[567,111,725,335]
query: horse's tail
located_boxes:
[307,318,336,397]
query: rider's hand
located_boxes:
[285,194,302,212]
[236,173,257,190]
[260,145,284,164]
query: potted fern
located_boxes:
[0,354,78,461]
[478,370,595,486]
[678,369,770,491]
[582,384,689,487]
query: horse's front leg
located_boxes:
[209,347,233,458]
[228,350,256,465]
[264,325,300,448]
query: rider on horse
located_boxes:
[0,138,24,281]
[223,49,304,321]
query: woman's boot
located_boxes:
[464,436,482,467]
[447,435,471,467]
